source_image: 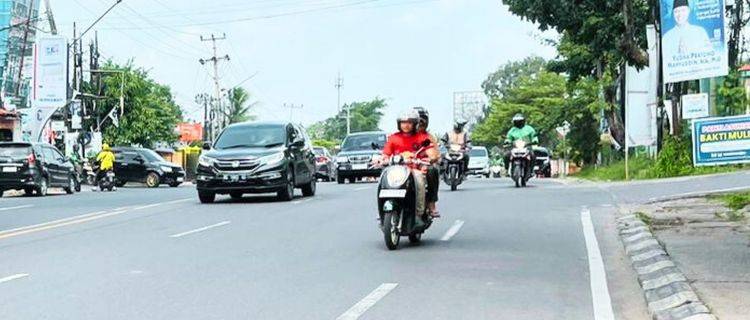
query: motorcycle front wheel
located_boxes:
[383,212,401,250]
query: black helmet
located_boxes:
[512,113,526,129]
[414,107,429,129]
[396,110,419,133]
[454,120,467,132]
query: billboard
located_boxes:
[692,115,750,166]
[177,123,203,142]
[681,93,709,119]
[33,36,67,108]
[660,0,728,83]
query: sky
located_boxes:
[53,0,557,135]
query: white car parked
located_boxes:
[468,146,490,177]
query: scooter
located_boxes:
[442,143,466,191]
[98,169,117,192]
[509,140,533,188]
[376,140,434,250]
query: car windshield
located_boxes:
[313,148,325,156]
[214,125,287,149]
[0,145,31,158]
[141,149,166,162]
[341,134,386,151]
[469,148,488,157]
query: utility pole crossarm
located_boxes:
[199,33,229,141]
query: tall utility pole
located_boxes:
[16,0,35,95]
[335,73,348,134]
[284,103,304,122]
[200,34,229,141]
[195,93,210,141]
[43,0,57,35]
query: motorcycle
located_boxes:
[376,140,434,250]
[98,170,117,192]
[509,140,533,188]
[82,160,96,186]
[489,157,504,178]
[442,143,466,191]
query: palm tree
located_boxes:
[225,87,257,124]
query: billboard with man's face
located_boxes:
[660,0,728,83]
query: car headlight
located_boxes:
[160,166,173,172]
[259,152,285,166]
[371,154,383,163]
[198,155,215,167]
[336,156,349,163]
[384,166,409,188]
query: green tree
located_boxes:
[501,0,652,147]
[716,70,748,117]
[91,61,183,148]
[482,56,547,100]
[225,87,257,124]
[308,98,387,142]
[473,70,567,147]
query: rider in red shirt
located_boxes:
[381,110,441,217]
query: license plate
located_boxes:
[176,177,184,182]
[107,172,115,177]
[379,189,406,198]
[224,175,244,182]
[2,167,16,173]
[352,163,368,170]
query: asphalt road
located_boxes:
[3,172,743,319]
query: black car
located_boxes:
[335,131,387,184]
[313,146,336,181]
[533,147,552,178]
[112,147,186,188]
[195,121,317,203]
[0,142,79,197]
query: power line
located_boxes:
[102,0,381,30]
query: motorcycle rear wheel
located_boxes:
[383,212,400,250]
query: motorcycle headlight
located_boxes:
[259,152,285,166]
[336,156,349,163]
[160,166,173,173]
[384,166,409,188]
[198,155,215,167]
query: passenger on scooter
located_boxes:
[442,121,472,173]
[94,144,115,189]
[413,107,441,217]
[380,110,441,217]
[503,113,538,172]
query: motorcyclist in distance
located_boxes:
[503,113,538,172]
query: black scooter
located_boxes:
[442,143,466,191]
[376,140,434,250]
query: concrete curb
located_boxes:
[616,214,717,320]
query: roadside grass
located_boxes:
[708,192,750,221]
[634,211,653,226]
[575,157,746,181]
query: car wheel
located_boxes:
[64,175,76,194]
[337,176,345,184]
[24,187,34,196]
[36,177,48,197]
[347,177,355,184]
[115,180,126,188]
[169,182,181,188]
[198,191,216,203]
[146,172,161,188]
[302,178,316,197]
[230,191,243,200]
[277,168,295,201]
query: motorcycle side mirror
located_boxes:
[202,141,212,150]
[421,140,431,147]
[371,142,381,150]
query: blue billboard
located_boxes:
[692,115,750,166]
[660,0,728,83]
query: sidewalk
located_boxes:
[635,197,750,319]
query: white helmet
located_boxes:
[396,110,419,133]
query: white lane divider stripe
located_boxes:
[336,283,398,320]
[0,205,33,212]
[0,273,29,284]
[169,221,231,238]
[353,186,371,191]
[441,220,465,241]
[581,207,616,320]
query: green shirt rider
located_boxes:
[503,113,538,171]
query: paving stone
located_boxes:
[631,249,667,262]
[642,272,688,291]
[649,290,701,312]
[628,244,667,258]
[623,231,652,243]
[626,239,661,253]
[621,225,650,235]
[638,266,683,283]
[654,302,713,320]
[636,260,676,275]
[633,254,672,269]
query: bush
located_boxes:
[649,136,693,178]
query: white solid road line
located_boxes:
[441,220,465,241]
[336,283,399,320]
[0,273,29,284]
[0,205,33,212]
[169,221,231,238]
[353,186,371,191]
[580,207,616,320]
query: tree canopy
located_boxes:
[308,98,387,143]
[225,87,257,125]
